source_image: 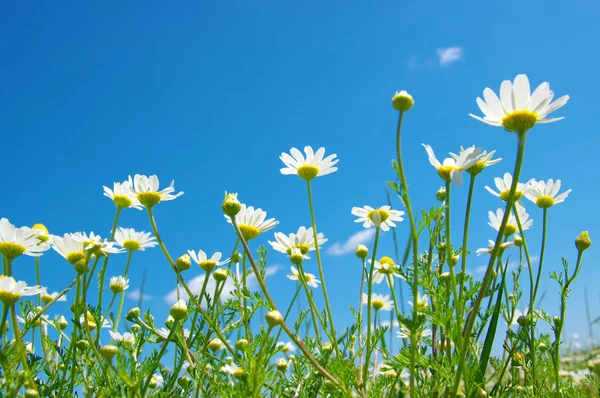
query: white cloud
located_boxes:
[326,229,375,256]
[437,47,463,66]
[163,265,280,305]
[127,288,152,302]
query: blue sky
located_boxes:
[1,1,598,349]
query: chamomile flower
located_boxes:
[423,144,481,187]
[488,204,533,236]
[524,179,572,209]
[72,232,123,256]
[52,234,86,264]
[362,293,394,311]
[470,74,570,134]
[286,266,321,288]
[408,292,429,312]
[127,174,184,209]
[109,276,129,293]
[450,147,502,176]
[269,227,326,258]
[351,206,404,232]
[397,324,432,340]
[39,288,67,305]
[280,146,339,180]
[476,240,515,256]
[103,177,142,210]
[156,327,190,341]
[225,204,279,240]
[276,341,296,353]
[187,250,229,273]
[80,313,112,330]
[221,362,245,378]
[0,218,50,260]
[372,259,404,285]
[109,331,135,345]
[485,173,535,202]
[0,276,44,305]
[114,228,157,252]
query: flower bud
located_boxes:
[148,376,158,389]
[288,354,296,361]
[109,276,128,294]
[24,389,39,398]
[475,387,487,397]
[289,248,304,266]
[554,316,561,328]
[76,339,90,351]
[514,235,523,247]
[355,244,369,259]
[131,324,141,333]
[170,299,188,321]
[575,231,591,252]
[436,187,446,202]
[126,307,140,320]
[236,338,249,350]
[391,90,414,112]
[165,315,175,329]
[213,268,228,282]
[266,310,283,328]
[450,255,460,267]
[276,358,289,372]
[208,339,224,351]
[100,344,118,361]
[222,192,242,217]
[178,376,192,388]
[322,342,332,351]
[74,260,88,274]
[517,315,531,327]
[538,342,547,351]
[176,254,191,271]
[57,315,69,330]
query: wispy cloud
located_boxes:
[127,288,152,302]
[326,229,375,256]
[163,265,280,305]
[437,47,464,66]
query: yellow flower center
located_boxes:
[208,340,223,351]
[297,165,320,181]
[66,251,85,265]
[372,299,385,311]
[437,165,457,182]
[42,294,54,305]
[367,209,390,225]
[239,224,260,241]
[0,242,26,260]
[535,196,555,209]
[112,194,133,209]
[123,240,141,252]
[85,313,97,330]
[286,244,311,255]
[0,290,21,305]
[499,190,523,202]
[233,368,245,378]
[502,110,538,134]
[383,370,398,378]
[32,224,50,242]
[504,224,517,236]
[379,256,395,266]
[199,260,217,272]
[466,161,486,177]
[137,192,162,208]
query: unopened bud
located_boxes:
[436,187,446,202]
[231,251,243,263]
[222,192,242,217]
[514,235,523,247]
[213,268,228,282]
[176,254,191,271]
[355,244,369,259]
[266,310,283,328]
[100,344,118,361]
[391,90,414,112]
[475,387,487,397]
[126,307,140,320]
[276,358,289,372]
[322,342,332,351]
[575,231,591,252]
[57,315,69,330]
[170,299,188,321]
[178,376,192,388]
[131,324,141,333]
[236,339,249,350]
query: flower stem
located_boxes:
[113,250,134,334]
[141,320,180,395]
[306,179,339,357]
[97,208,122,311]
[296,261,324,343]
[362,227,381,390]
[458,174,476,298]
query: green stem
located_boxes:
[306,179,339,357]
[296,262,324,343]
[459,175,476,298]
[357,260,367,386]
[273,284,302,344]
[113,250,134,334]
[141,320,179,395]
[242,251,250,340]
[444,181,461,332]
[97,208,122,311]
[362,227,381,390]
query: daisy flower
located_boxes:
[31,223,52,244]
[80,313,112,330]
[156,327,190,341]
[361,293,394,311]
[488,204,533,236]
[225,204,279,241]
[476,240,515,256]
[52,234,86,264]
[408,292,429,312]
[470,74,569,134]
[397,324,432,340]
[524,179,572,209]
[286,266,321,288]
[422,144,481,187]
[450,146,501,176]
[109,276,129,293]
[269,226,326,258]
[0,218,50,260]
[127,174,184,209]
[188,250,229,272]
[351,206,404,232]
[485,173,535,202]
[276,341,296,353]
[371,259,404,285]
[280,146,338,180]
[109,331,135,345]
[0,276,44,305]
[103,176,142,210]
[221,362,245,378]
[114,228,157,252]
[40,288,67,305]
[72,232,124,256]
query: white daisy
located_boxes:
[221,362,244,378]
[156,327,190,341]
[52,234,86,264]
[371,260,404,285]
[488,204,533,236]
[476,240,515,256]
[470,74,569,133]
[450,146,502,173]
[422,144,481,187]
[351,206,404,232]
[72,232,124,256]
[80,313,112,330]
[39,288,67,304]
[286,266,320,288]
[103,176,142,210]
[114,228,157,252]
[276,341,296,353]
[485,173,535,202]
[109,276,129,293]
[225,204,279,240]
[0,276,44,305]
[280,146,339,180]
[408,292,429,312]
[397,324,432,340]
[524,179,572,209]
[109,330,135,345]
[127,174,184,208]
[187,250,229,272]
[0,218,50,260]
[268,226,326,259]
[361,293,394,311]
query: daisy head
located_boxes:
[408,292,429,312]
[397,324,432,341]
[362,293,394,311]
[392,90,414,112]
[188,250,229,272]
[128,174,184,209]
[103,176,142,210]
[52,234,86,265]
[422,144,481,187]
[0,276,44,305]
[470,74,569,134]
[351,206,404,232]
[80,312,111,331]
[40,289,67,305]
[450,147,501,177]
[524,179,571,209]
[488,204,532,237]
[114,228,157,252]
[225,204,279,241]
[0,218,50,260]
[268,226,326,258]
[31,223,52,244]
[485,173,535,202]
[280,146,338,181]
[109,276,129,294]
[286,266,321,288]
[372,258,404,285]
[109,330,135,345]
[476,240,515,256]
[71,232,124,257]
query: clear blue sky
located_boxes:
[1,1,598,347]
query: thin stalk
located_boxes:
[273,284,302,344]
[362,227,381,388]
[97,208,122,311]
[444,181,461,332]
[458,174,476,298]
[357,259,367,389]
[112,250,134,334]
[242,251,250,340]
[296,261,324,343]
[141,320,180,395]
